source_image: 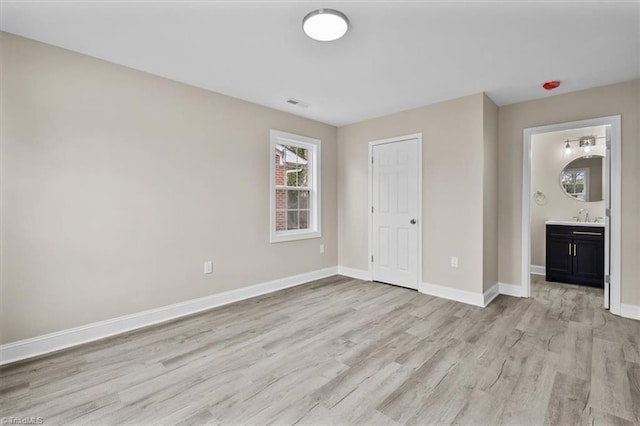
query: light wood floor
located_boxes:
[1,275,639,425]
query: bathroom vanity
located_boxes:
[545,221,604,288]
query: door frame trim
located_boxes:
[522,116,621,314]
[368,133,423,290]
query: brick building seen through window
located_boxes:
[275,144,310,231]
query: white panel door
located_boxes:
[372,139,419,289]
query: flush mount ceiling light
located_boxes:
[302,9,349,41]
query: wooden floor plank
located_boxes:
[627,361,640,424]
[589,338,636,422]
[544,372,590,425]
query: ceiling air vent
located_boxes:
[286,98,309,108]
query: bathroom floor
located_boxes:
[530,272,604,310]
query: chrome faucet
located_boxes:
[579,208,590,223]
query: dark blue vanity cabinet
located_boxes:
[546,225,604,288]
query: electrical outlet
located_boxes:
[320,244,325,254]
[450,256,459,268]
[204,261,213,274]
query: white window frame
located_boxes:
[269,129,321,243]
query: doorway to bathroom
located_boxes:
[522,116,621,314]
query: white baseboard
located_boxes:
[483,283,500,307]
[530,265,546,276]
[620,303,640,321]
[420,282,485,307]
[498,282,526,298]
[337,266,370,281]
[0,266,339,366]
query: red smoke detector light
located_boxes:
[542,80,560,90]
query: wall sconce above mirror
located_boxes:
[578,136,596,155]
[560,155,605,202]
[563,135,604,157]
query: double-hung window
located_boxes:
[270,130,321,243]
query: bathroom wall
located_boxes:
[530,127,606,268]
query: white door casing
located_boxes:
[371,137,420,289]
[522,116,621,315]
[604,125,611,309]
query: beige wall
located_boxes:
[2,33,638,346]
[482,95,499,292]
[338,94,492,294]
[498,80,640,306]
[531,128,606,267]
[0,33,338,344]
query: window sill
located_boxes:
[270,230,321,243]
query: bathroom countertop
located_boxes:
[545,220,605,227]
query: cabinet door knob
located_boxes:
[410,219,417,225]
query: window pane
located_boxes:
[274,148,286,186]
[280,145,309,187]
[276,188,287,208]
[299,190,310,209]
[285,165,309,187]
[286,163,300,186]
[287,190,299,209]
[297,165,309,187]
[299,210,309,229]
[276,210,287,231]
[287,211,299,230]
[293,146,308,163]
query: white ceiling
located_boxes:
[1,1,639,126]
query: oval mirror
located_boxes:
[560,155,605,202]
